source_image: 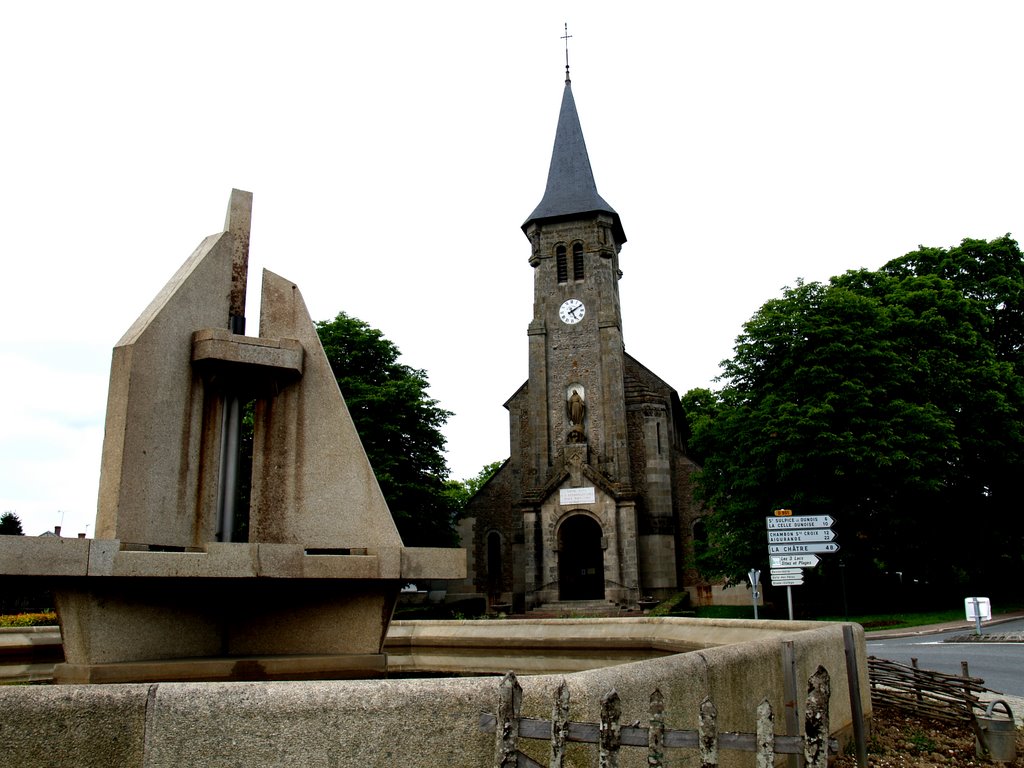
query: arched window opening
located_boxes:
[556,246,568,284]
[572,242,584,281]
[692,518,708,544]
[486,531,502,589]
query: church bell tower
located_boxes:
[521,69,630,491]
[452,58,706,614]
[511,67,646,608]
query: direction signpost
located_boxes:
[766,515,834,530]
[769,554,820,568]
[767,529,837,543]
[771,575,804,586]
[768,542,840,554]
[765,509,839,619]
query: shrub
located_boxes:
[0,612,58,627]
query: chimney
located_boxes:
[78,533,86,539]
[54,525,61,537]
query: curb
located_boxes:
[866,612,1024,641]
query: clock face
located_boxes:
[559,298,585,325]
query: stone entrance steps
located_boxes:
[526,600,640,619]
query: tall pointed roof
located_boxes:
[523,75,626,244]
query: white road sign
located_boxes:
[768,542,839,554]
[771,576,804,586]
[765,515,835,530]
[770,568,803,576]
[770,554,820,568]
[767,529,837,544]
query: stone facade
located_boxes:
[450,74,709,612]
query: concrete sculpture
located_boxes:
[0,190,464,683]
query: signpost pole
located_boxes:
[786,585,794,621]
[748,568,761,620]
[973,597,982,636]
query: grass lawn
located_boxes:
[817,609,966,630]
[818,603,1024,631]
[688,603,1024,630]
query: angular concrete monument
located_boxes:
[0,190,465,683]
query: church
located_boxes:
[451,67,725,614]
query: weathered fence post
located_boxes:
[599,689,622,768]
[755,698,774,768]
[495,671,522,768]
[648,688,665,768]
[911,657,923,706]
[842,624,868,768]
[804,666,831,768]
[961,659,977,714]
[961,661,988,754]
[781,640,803,768]
[699,696,718,768]
[550,679,570,768]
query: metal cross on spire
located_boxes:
[562,22,572,82]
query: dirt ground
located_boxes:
[832,706,1023,767]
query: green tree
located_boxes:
[0,511,24,536]
[443,460,504,514]
[315,312,457,547]
[689,237,1024,605]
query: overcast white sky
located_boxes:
[2,2,1022,538]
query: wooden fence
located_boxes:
[868,655,1000,723]
[480,667,838,768]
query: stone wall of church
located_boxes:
[526,216,627,486]
[460,463,520,608]
[673,452,709,603]
[623,358,686,596]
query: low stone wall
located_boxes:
[0,618,867,768]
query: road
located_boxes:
[866,618,1024,697]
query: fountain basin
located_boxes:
[0,616,867,767]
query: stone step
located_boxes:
[527,600,639,618]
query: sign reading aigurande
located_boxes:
[766,510,838,587]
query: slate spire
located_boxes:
[523,72,626,244]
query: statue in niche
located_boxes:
[567,389,585,425]
[528,229,542,266]
[566,388,586,443]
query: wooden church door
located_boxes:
[558,514,605,601]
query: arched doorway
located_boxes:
[558,514,605,601]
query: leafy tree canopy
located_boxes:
[444,460,504,514]
[0,511,24,536]
[687,236,1024,603]
[315,312,457,547]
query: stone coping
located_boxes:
[0,626,63,656]
[0,537,465,580]
[0,619,869,768]
[387,616,834,653]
